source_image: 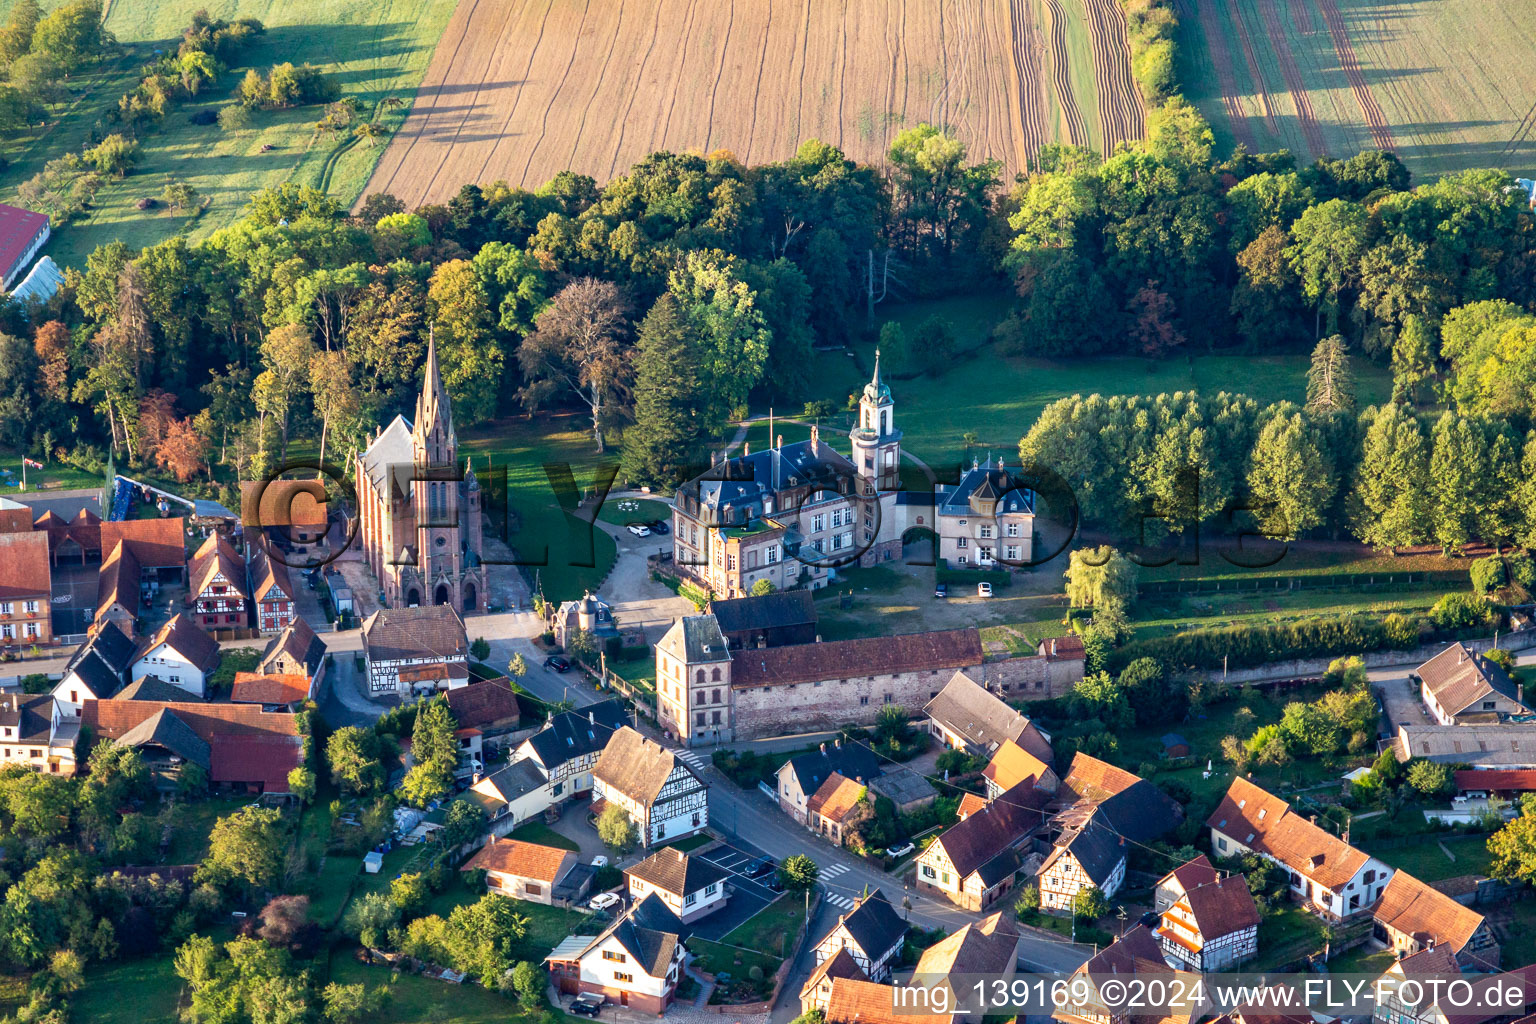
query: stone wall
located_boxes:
[731,664,974,739]
[981,654,1083,699]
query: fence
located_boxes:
[1139,569,1468,596]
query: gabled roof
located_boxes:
[1156,854,1217,894]
[655,614,732,666]
[0,203,47,280]
[99,517,186,569]
[1179,875,1261,939]
[1043,813,1126,886]
[258,617,326,677]
[593,727,701,806]
[1419,643,1528,717]
[97,540,141,617]
[578,893,689,978]
[116,708,211,769]
[83,698,303,792]
[709,590,817,635]
[733,630,982,689]
[800,946,865,999]
[832,889,906,961]
[361,604,467,663]
[625,847,730,897]
[782,743,881,796]
[931,779,1047,878]
[358,416,415,498]
[924,670,1050,758]
[134,614,220,672]
[62,621,136,697]
[231,672,310,706]
[1206,777,1369,889]
[189,533,248,600]
[984,739,1052,792]
[1455,769,1536,791]
[1069,925,1193,1024]
[915,912,1018,977]
[0,693,58,744]
[462,836,574,884]
[1373,870,1488,957]
[523,700,628,769]
[0,530,49,598]
[826,977,947,1024]
[443,677,523,731]
[956,792,989,819]
[1060,753,1182,844]
[807,772,866,824]
[468,758,548,813]
[247,545,293,604]
[117,676,196,702]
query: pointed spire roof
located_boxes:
[414,326,454,445]
[862,348,891,405]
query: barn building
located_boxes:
[0,204,49,289]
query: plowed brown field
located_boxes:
[364,0,1141,205]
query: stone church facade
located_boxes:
[352,333,487,615]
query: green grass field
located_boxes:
[0,0,456,269]
[721,894,809,961]
[1363,835,1493,883]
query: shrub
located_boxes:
[1470,556,1507,596]
[217,103,250,130]
[189,108,217,125]
[1429,593,1482,630]
[1383,613,1422,649]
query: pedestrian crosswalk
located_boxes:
[824,893,856,909]
[675,749,709,772]
[821,863,851,880]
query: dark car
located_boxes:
[648,519,670,535]
[570,994,604,1017]
[934,582,948,599]
[744,857,775,879]
[763,873,785,893]
[544,655,572,673]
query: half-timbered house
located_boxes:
[1156,872,1260,971]
[592,727,708,848]
[812,888,906,982]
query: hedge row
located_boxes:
[1118,0,1180,107]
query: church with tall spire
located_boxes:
[353,331,487,615]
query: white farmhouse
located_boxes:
[129,614,221,699]
[591,727,708,848]
[359,605,468,694]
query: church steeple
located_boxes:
[413,326,454,461]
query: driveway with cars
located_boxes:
[687,840,782,941]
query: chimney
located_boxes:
[810,424,820,454]
[776,434,783,450]
[744,442,751,456]
[820,742,826,753]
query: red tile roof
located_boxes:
[0,530,50,598]
[99,517,187,569]
[443,677,523,731]
[189,533,248,601]
[0,203,47,280]
[82,698,303,792]
[231,672,310,706]
[462,836,575,883]
[1207,777,1368,889]
[1373,870,1489,956]
[1455,769,1536,792]
[732,629,982,688]
[209,735,303,791]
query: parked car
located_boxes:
[763,874,785,893]
[977,582,993,598]
[933,582,948,599]
[744,857,775,879]
[571,994,605,1017]
[648,519,670,535]
[626,523,651,537]
[544,655,571,673]
[588,891,621,911]
[591,855,609,868]
[888,841,915,857]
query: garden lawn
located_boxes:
[1127,587,1448,643]
[597,498,672,527]
[509,821,580,852]
[0,0,458,270]
[689,938,782,985]
[659,833,714,854]
[162,795,259,863]
[73,956,184,1024]
[308,854,366,926]
[1363,835,1493,882]
[1251,905,1327,970]
[1502,901,1536,968]
[461,414,618,604]
[722,894,809,960]
[1327,945,1395,975]
[326,953,556,1024]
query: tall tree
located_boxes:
[308,349,360,468]
[1306,336,1355,414]
[1246,411,1335,540]
[668,252,769,428]
[1349,404,1430,550]
[1286,199,1370,336]
[517,278,629,452]
[252,323,314,463]
[426,259,502,425]
[622,294,704,488]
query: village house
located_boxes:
[806,772,867,847]
[82,698,304,796]
[33,507,101,566]
[1153,854,1217,911]
[917,779,1048,911]
[131,614,221,699]
[359,604,469,694]
[187,533,249,632]
[511,699,628,804]
[1373,946,1466,1024]
[351,335,487,614]
[824,977,953,1024]
[709,590,818,649]
[1397,724,1536,767]
[1156,871,1260,971]
[592,727,708,848]
[230,672,312,712]
[657,609,986,744]
[624,846,730,923]
[984,738,1059,799]
[95,540,141,637]
[1372,870,1500,969]
[546,894,690,1015]
[1038,815,1129,913]
[776,740,881,824]
[1208,777,1393,920]
[926,455,1036,569]
[924,670,1053,761]
[1053,925,1197,1024]
[99,517,187,585]
[461,836,579,905]
[0,693,78,775]
[813,888,907,982]
[443,677,525,748]
[52,621,136,717]
[866,767,937,815]
[0,531,52,646]
[239,479,329,550]
[247,547,297,634]
[912,912,1019,1024]
[258,618,327,680]
[1417,643,1531,725]
[798,948,866,1016]
[465,759,553,836]
[550,591,620,651]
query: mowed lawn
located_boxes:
[0,0,456,269]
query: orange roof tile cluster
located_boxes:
[1373,870,1488,955]
[1206,777,1368,889]
[81,697,303,791]
[983,738,1051,793]
[1061,752,1145,803]
[1178,874,1261,939]
[0,530,49,598]
[231,672,310,706]
[1156,854,1217,894]
[826,978,951,1024]
[190,533,248,601]
[1455,769,1536,792]
[957,792,989,819]
[99,517,187,569]
[462,836,574,884]
[807,772,866,824]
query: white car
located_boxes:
[888,841,915,857]
[977,582,993,598]
[588,891,621,911]
[626,523,651,537]
[591,855,609,867]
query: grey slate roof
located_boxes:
[524,700,628,771]
[924,671,1049,757]
[783,744,882,796]
[625,847,730,898]
[656,615,731,665]
[469,759,547,811]
[709,590,817,635]
[580,893,690,977]
[358,415,415,499]
[361,604,467,663]
[1047,814,1126,886]
[835,889,906,962]
[932,458,1034,518]
[682,439,857,521]
[64,621,136,697]
[116,708,212,769]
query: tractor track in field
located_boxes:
[1081,0,1143,151]
[1007,0,1049,168]
[1252,0,1328,157]
[1042,0,1086,147]
[1230,0,1279,131]
[1187,0,1255,151]
[1313,0,1396,150]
